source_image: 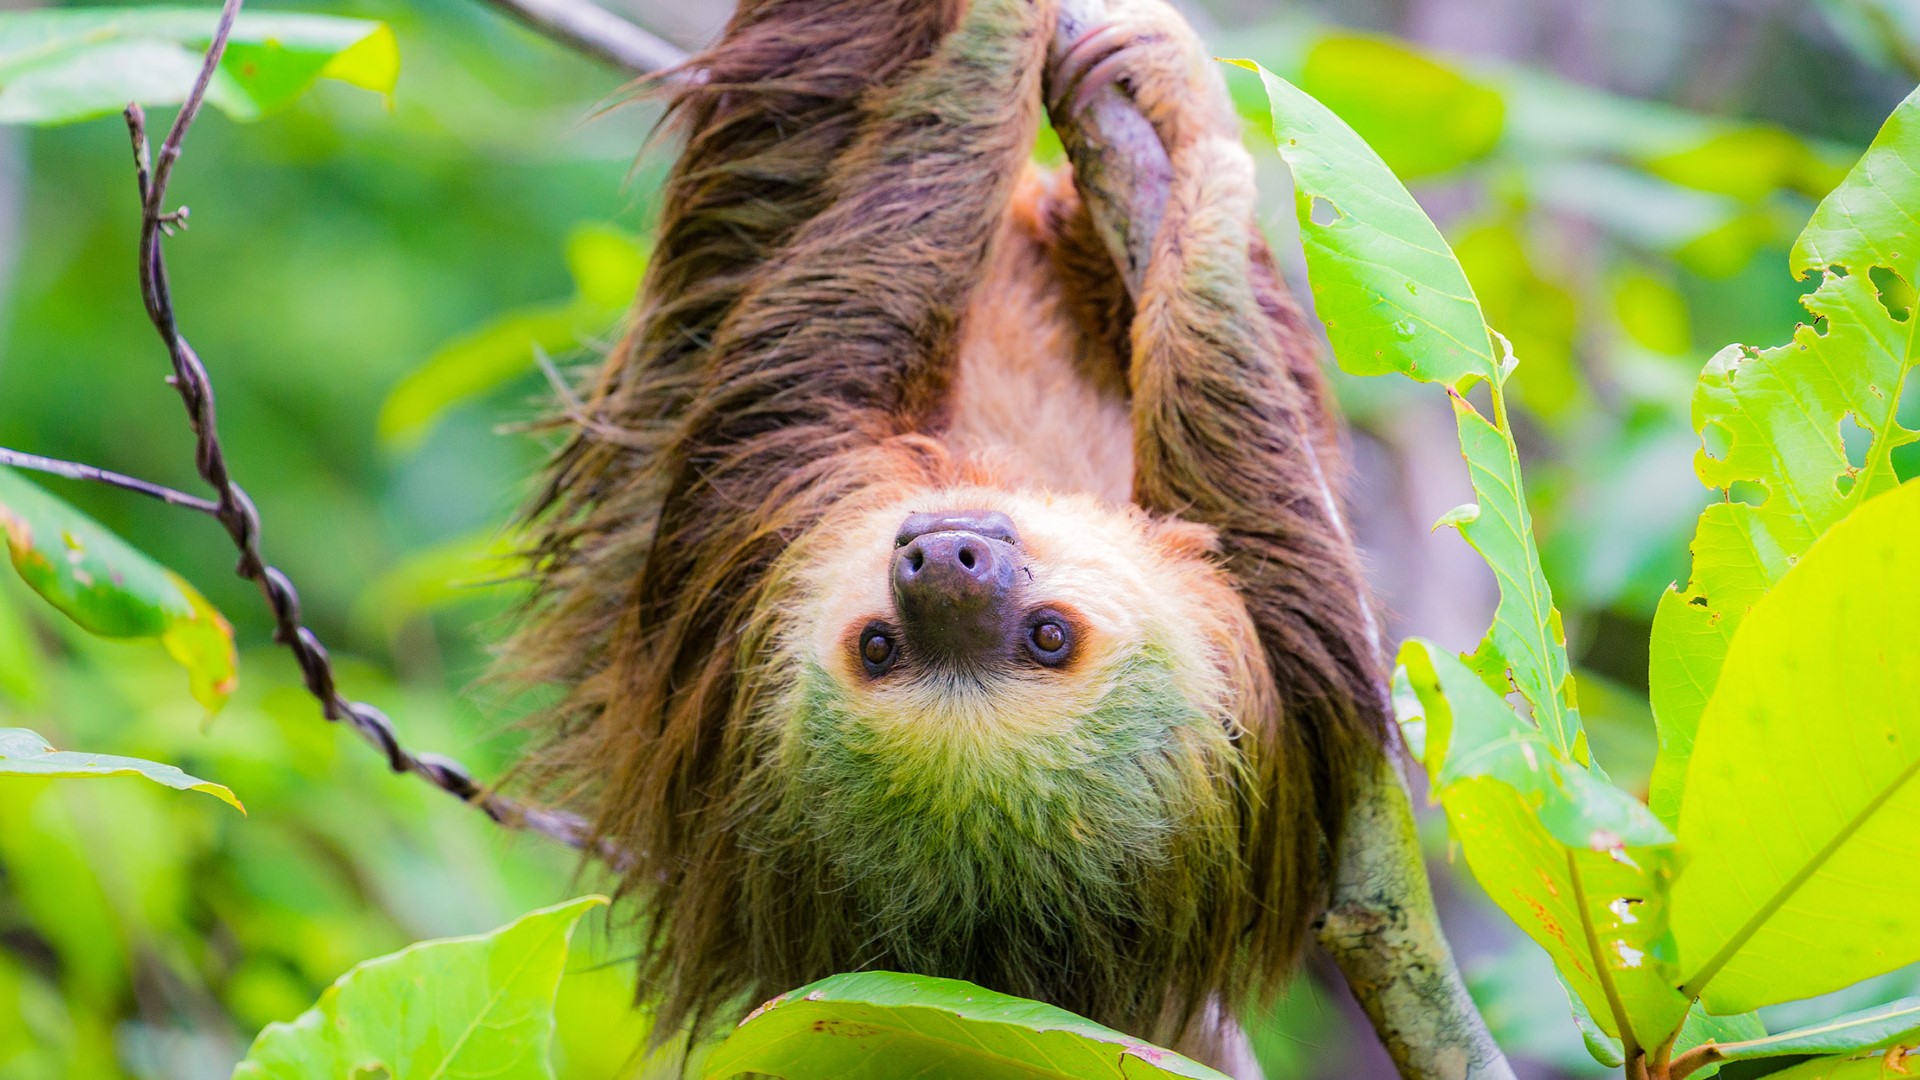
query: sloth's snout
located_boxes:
[893,521,1018,665]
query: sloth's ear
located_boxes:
[1144,516,1220,562]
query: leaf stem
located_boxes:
[1666,1041,1723,1080]
[1567,848,1642,1063]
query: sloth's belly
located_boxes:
[943,190,1134,503]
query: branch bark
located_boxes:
[1317,756,1518,1080]
[477,0,687,75]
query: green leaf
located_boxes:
[1295,34,1505,180]
[1234,59,1585,764]
[0,469,236,710]
[1764,1048,1919,1080]
[232,895,607,1080]
[1708,997,1920,1062]
[1671,480,1920,1013]
[1648,84,1920,828]
[377,225,643,450]
[703,971,1230,1080]
[1395,639,1688,1053]
[0,9,398,126]
[0,726,242,812]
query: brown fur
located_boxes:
[512,0,1388,1055]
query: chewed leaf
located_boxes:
[705,972,1229,1080]
[1396,640,1686,1051]
[1226,59,1495,387]
[0,726,242,811]
[0,469,237,710]
[1233,60,1585,764]
[1648,85,1920,826]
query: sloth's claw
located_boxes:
[1049,23,1139,116]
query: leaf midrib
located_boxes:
[1678,749,1920,999]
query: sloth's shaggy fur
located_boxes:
[510,0,1389,1057]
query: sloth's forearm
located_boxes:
[695,0,1053,441]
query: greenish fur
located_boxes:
[737,643,1252,1036]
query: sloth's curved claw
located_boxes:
[1048,23,1137,116]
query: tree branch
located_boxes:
[0,447,220,515]
[477,0,688,75]
[106,0,627,870]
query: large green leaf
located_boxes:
[1671,480,1920,1014]
[704,972,1230,1080]
[232,895,606,1080]
[0,8,398,126]
[1647,85,1920,827]
[1396,639,1688,1053]
[1235,60,1585,764]
[0,469,236,710]
[0,726,241,811]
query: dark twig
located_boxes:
[0,448,220,515]
[477,0,688,75]
[113,0,625,869]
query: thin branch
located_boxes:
[0,448,220,515]
[478,0,688,75]
[113,0,626,870]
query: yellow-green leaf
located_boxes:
[0,469,236,710]
[0,727,241,812]
[1672,480,1920,1013]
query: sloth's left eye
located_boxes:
[1024,611,1074,667]
[860,625,898,676]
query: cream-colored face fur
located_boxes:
[776,485,1243,750]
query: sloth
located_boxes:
[513,0,1389,1066]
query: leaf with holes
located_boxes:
[1671,480,1920,1014]
[1395,638,1688,1054]
[1648,85,1920,827]
[0,469,236,710]
[1233,59,1586,764]
[704,971,1230,1080]
[232,896,606,1079]
[0,727,241,811]
[0,8,397,126]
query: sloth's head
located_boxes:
[743,487,1272,1017]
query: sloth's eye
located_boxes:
[1024,612,1073,667]
[860,625,898,675]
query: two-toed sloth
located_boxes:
[514,0,1389,1068]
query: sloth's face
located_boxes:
[785,487,1242,748]
[755,488,1253,942]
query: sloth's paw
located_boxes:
[1046,0,1237,148]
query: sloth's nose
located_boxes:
[893,529,1017,665]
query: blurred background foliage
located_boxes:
[0,0,1916,1076]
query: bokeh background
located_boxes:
[1,0,1916,1076]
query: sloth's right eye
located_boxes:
[860,625,898,676]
